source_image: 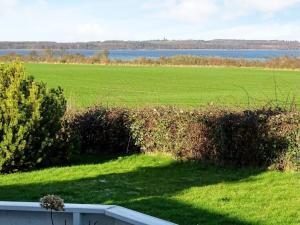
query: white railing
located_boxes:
[0,201,177,225]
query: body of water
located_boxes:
[0,49,299,61]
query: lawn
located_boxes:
[0,154,300,225]
[26,63,300,108]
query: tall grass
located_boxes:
[1,52,300,69]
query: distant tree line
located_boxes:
[0,39,300,50]
[0,49,110,64]
[1,51,300,69]
[124,55,300,69]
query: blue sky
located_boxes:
[1,0,300,41]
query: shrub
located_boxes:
[129,107,220,160]
[130,107,300,169]
[214,109,284,167]
[40,195,65,225]
[60,107,137,155]
[0,63,67,173]
[215,110,300,169]
[50,109,79,165]
[267,112,300,170]
[59,106,300,171]
[40,195,65,211]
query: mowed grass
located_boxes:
[0,154,300,225]
[26,63,300,108]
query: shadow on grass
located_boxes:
[0,160,263,225]
[70,153,128,165]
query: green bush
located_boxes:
[0,63,67,173]
[60,107,137,155]
[129,107,218,160]
[267,112,300,170]
[214,109,286,167]
[130,107,300,170]
[58,105,300,171]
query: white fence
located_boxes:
[0,201,177,225]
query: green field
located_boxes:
[26,63,300,108]
[1,64,300,224]
[1,154,300,225]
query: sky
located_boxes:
[1,0,300,42]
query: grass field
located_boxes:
[0,154,299,225]
[26,63,300,108]
[18,63,300,225]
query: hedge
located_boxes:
[58,107,138,156]
[59,106,300,171]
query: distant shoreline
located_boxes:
[1,53,299,70]
[1,39,299,50]
[0,49,299,62]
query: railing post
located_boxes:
[73,212,82,225]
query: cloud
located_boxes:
[0,0,18,16]
[146,0,219,23]
[221,0,300,20]
[0,0,299,41]
[0,0,110,42]
[70,23,106,42]
[241,0,300,13]
[165,0,219,22]
[200,23,300,40]
[148,0,300,23]
[76,23,104,36]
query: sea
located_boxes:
[0,49,299,61]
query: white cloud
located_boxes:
[0,0,300,41]
[70,23,105,42]
[242,0,300,13]
[200,23,300,40]
[0,0,110,42]
[222,0,300,19]
[0,0,18,16]
[36,0,48,7]
[147,0,219,23]
[148,0,300,23]
[76,23,104,36]
[166,0,219,22]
